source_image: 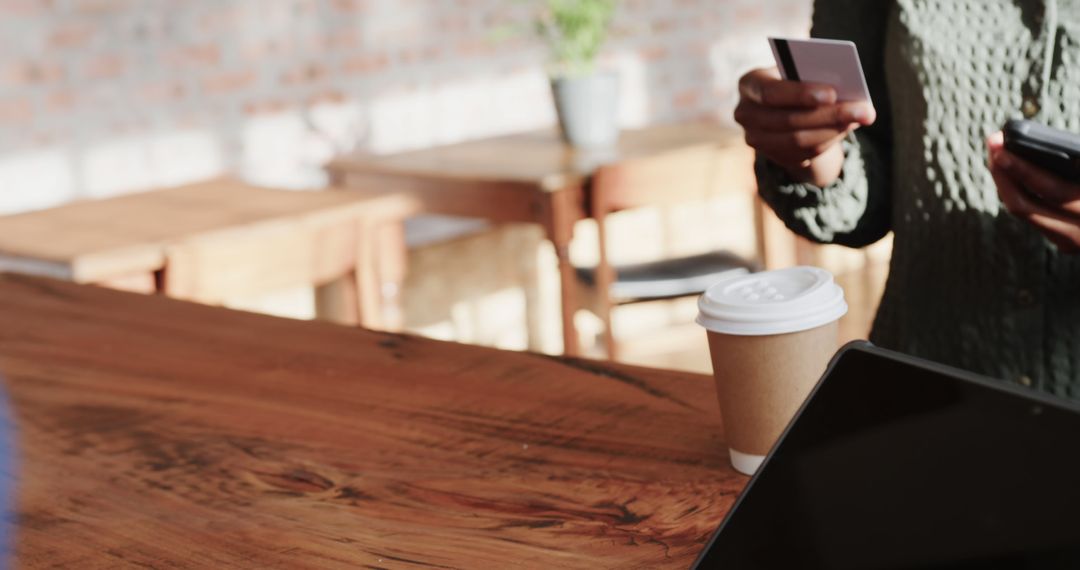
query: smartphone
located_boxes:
[1003,119,1080,181]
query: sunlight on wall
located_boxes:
[81,137,156,198]
[242,110,330,188]
[149,130,227,187]
[709,36,776,124]
[193,101,365,192]
[0,147,74,214]
[359,1,428,49]
[609,50,650,128]
[0,130,225,214]
[709,6,813,124]
[368,67,554,154]
[365,56,653,155]
[79,130,225,199]
[307,99,368,156]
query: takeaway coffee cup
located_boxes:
[696,266,847,475]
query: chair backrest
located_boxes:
[580,132,758,358]
[591,137,757,210]
[590,143,718,216]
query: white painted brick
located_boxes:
[0,147,75,214]
[0,0,813,211]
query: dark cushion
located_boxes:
[576,251,756,304]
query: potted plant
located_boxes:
[536,0,619,149]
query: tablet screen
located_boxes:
[694,346,1080,569]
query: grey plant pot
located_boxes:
[550,72,620,149]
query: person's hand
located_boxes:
[734,67,877,187]
[987,131,1080,253]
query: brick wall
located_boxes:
[0,0,811,214]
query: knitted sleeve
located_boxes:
[755,0,894,248]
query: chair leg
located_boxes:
[373,220,408,331]
[594,212,618,360]
[315,219,373,328]
[515,226,546,353]
[314,274,362,326]
[598,296,617,360]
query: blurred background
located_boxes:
[0,0,890,373]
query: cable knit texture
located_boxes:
[757,0,1080,397]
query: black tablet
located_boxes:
[693,342,1080,569]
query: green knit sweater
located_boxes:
[757,0,1080,397]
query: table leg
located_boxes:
[314,275,362,326]
[315,219,366,326]
[754,195,798,270]
[594,211,618,360]
[538,186,583,357]
[554,245,580,356]
[516,226,545,353]
[374,221,407,331]
[752,194,769,268]
[314,218,405,331]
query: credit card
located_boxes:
[768,37,872,103]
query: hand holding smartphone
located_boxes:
[1002,119,1080,182]
[990,120,1080,253]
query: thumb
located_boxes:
[986,131,1004,164]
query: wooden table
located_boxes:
[0,178,417,325]
[0,273,745,568]
[327,122,750,356]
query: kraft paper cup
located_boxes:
[696,266,847,475]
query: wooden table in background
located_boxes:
[0,179,417,326]
[327,122,754,356]
[0,273,744,568]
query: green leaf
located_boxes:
[533,0,617,75]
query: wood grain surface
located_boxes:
[0,178,415,284]
[327,122,742,193]
[0,274,745,568]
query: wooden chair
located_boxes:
[577,142,759,359]
[0,179,418,329]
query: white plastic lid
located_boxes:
[696,266,848,336]
[729,449,765,475]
